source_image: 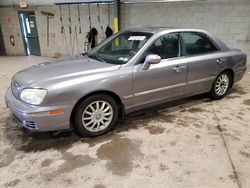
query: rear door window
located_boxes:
[181,32,219,56]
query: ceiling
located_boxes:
[1,0,247,6]
[0,0,207,6]
[0,0,113,6]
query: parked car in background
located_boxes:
[5,28,247,137]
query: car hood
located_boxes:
[13,56,121,87]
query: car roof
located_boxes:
[122,27,230,53]
[123,27,207,34]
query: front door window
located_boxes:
[145,33,180,59]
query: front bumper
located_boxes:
[5,88,72,132]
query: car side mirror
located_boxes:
[142,54,161,70]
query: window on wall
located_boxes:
[181,32,218,56]
[145,33,180,59]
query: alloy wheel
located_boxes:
[81,100,113,133]
[215,74,230,96]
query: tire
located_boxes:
[210,71,232,100]
[73,94,118,137]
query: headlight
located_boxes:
[20,88,47,105]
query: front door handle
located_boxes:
[173,65,186,73]
[217,58,226,65]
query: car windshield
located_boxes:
[87,31,153,64]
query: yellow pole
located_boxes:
[113,0,120,45]
[114,17,119,45]
[114,17,119,34]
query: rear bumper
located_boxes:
[5,88,72,132]
[234,66,247,83]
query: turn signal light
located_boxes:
[49,109,65,115]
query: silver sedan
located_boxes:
[5,28,247,137]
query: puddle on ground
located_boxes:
[229,86,247,95]
[224,117,232,120]
[159,163,168,171]
[193,123,202,128]
[238,112,244,116]
[228,174,237,183]
[195,135,201,139]
[57,152,96,174]
[236,115,243,120]
[170,141,176,146]
[181,107,207,113]
[4,179,21,187]
[224,133,240,141]
[226,95,241,99]
[43,152,96,181]
[3,116,80,153]
[145,125,166,135]
[113,112,177,134]
[175,115,202,128]
[62,178,73,185]
[243,99,250,106]
[176,118,188,127]
[0,148,16,168]
[96,135,143,176]
[81,132,118,147]
[93,184,106,188]
[127,111,177,124]
[41,159,54,167]
[239,151,250,158]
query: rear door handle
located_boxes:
[217,58,226,65]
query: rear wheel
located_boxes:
[210,71,232,100]
[74,94,118,137]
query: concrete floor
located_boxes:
[0,56,249,188]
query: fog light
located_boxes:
[22,120,27,126]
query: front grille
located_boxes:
[11,79,20,99]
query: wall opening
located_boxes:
[0,24,6,56]
[18,11,41,56]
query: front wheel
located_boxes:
[210,71,232,100]
[73,95,118,137]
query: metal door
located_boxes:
[184,53,225,95]
[132,58,187,108]
[132,32,187,108]
[0,24,6,55]
[180,32,224,95]
[19,12,41,56]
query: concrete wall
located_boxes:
[0,0,250,58]
[0,4,113,57]
[121,0,250,58]
[0,8,25,55]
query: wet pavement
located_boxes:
[0,56,249,188]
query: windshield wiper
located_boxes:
[88,54,106,63]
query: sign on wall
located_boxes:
[19,1,28,8]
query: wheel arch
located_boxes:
[70,90,125,126]
[220,68,234,88]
